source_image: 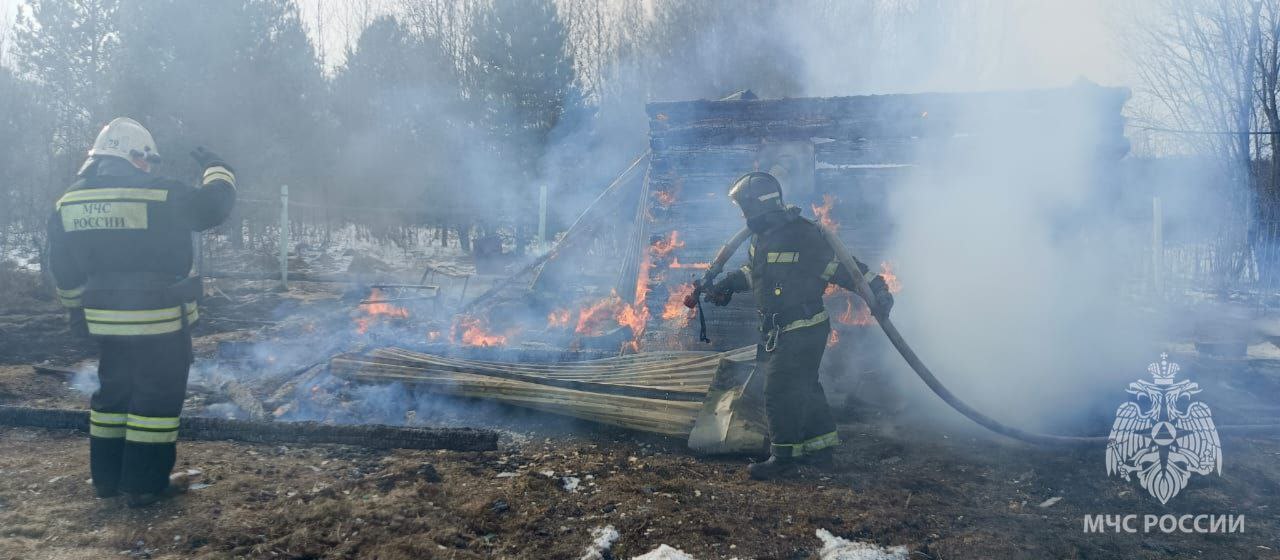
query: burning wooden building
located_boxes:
[338,83,1131,448]
[470,82,1130,354]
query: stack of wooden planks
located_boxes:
[329,346,754,436]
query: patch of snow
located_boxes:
[579,525,620,560]
[494,472,518,478]
[562,476,581,492]
[1038,497,1062,508]
[816,529,908,560]
[631,544,696,560]
[2,232,43,271]
[1247,342,1280,360]
[202,222,470,277]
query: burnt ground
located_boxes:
[1,278,1279,559]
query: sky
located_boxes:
[294,0,394,70]
[2,0,1136,91]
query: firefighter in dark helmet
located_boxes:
[47,117,236,506]
[704,171,894,480]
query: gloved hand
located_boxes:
[704,281,735,306]
[189,146,230,169]
[68,308,90,339]
[869,275,894,319]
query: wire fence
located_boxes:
[9,179,1280,313]
[1134,217,1280,312]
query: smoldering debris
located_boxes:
[0,405,497,451]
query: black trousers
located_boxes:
[89,331,192,495]
[758,320,839,458]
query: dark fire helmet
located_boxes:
[728,171,785,221]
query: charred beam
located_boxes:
[0,406,498,451]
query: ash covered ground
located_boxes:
[1,258,1279,560]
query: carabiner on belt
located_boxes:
[763,312,781,353]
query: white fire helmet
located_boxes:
[88,117,160,164]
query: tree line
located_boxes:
[6,0,1280,260]
[0,0,816,254]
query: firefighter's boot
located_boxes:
[126,471,192,508]
[747,455,797,480]
[802,447,835,469]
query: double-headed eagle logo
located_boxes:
[1106,353,1221,504]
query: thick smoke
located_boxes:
[766,2,1174,431]
[195,2,1223,432]
[529,2,1175,431]
[881,117,1158,430]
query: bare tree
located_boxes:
[398,0,471,77]
[0,5,10,68]
[1129,1,1259,167]
[1254,1,1280,217]
[1127,0,1266,283]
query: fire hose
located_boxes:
[685,227,754,343]
[689,226,1280,446]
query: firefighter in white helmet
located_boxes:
[47,117,236,506]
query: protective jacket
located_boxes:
[717,207,876,339]
[48,158,236,336]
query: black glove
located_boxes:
[869,275,894,319]
[190,146,230,170]
[704,281,735,306]
[67,308,90,340]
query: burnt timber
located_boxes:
[0,405,499,451]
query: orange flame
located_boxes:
[655,190,677,206]
[624,239,656,351]
[822,259,900,348]
[427,330,441,342]
[575,292,627,335]
[568,290,649,351]
[829,295,873,327]
[547,309,572,329]
[616,304,648,341]
[355,288,409,334]
[880,261,901,293]
[570,231,702,351]
[811,194,838,230]
[663,283,695,326]
[825,296,873,347]
[852,302,874,326]
[651,231,684,259]
[454,315,507,347]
